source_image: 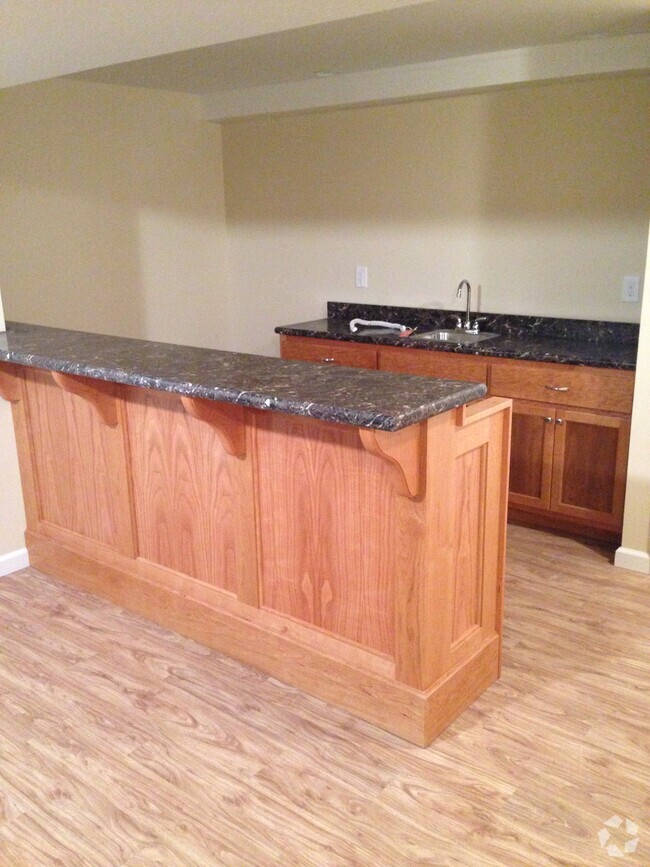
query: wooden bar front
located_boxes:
[1,362,511,745]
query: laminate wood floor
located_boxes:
[0,525,648,866]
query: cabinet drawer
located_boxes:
[378,346,488,383]
[280,336,377,369]
[490,359,634,413]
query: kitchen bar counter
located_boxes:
[276,303,639,371]
[1,321,485,431]
[0,322,511,745]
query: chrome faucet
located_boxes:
[455,279,484,333]
[456,280,472,331]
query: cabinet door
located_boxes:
[280,336,377,369]
[550,408,630,529]
[508,400,555,510]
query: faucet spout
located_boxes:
[456,280,472,331]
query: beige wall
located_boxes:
[3,76,646,354]
[0,289,27,559]
[617,224,650,573]
[0,403,25,557]
[0,77,230,562]
[222,76,649,356]
[0,79,230,349]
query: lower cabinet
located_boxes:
[279,335,377,369]
[492,358,634,539]
[510,400,630,532]
[377,345,489,384]
[279,334,635,540]
[509,401,555,510]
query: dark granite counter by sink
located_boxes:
[0,321,486,432]
[276,302,639,371]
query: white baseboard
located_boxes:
[614,546,650,575]
[0,547,29,577]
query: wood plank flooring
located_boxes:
[0,524,648,866]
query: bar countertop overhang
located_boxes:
[0,321,486,431]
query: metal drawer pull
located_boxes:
[321,357,336,363]
[544,416,553,423]
[545,385,570,392]
[556,418,564,425]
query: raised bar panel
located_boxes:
[125,387,241,595]
[180,395,258,606]
[23,368,134,553]
[451,443,486,644]
[254,412,396,656]
[448,411,509,669]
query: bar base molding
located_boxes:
[27,530,499,746]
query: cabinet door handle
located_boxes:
[544,416,553,423]
[321,357,336,363]
[545,385,570,392]
[556,418,564,425]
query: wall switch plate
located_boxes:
[355,265,368,289]
[621,275,640,303]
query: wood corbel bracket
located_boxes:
[0,362,23,403]
[359,422,426,498]
[51,371,118,427]
[180,395,246,458]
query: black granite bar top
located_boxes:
[0,321,486,432]
[275,302,639,371]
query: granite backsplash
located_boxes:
[327,302,640,344]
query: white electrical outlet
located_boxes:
[621,275,640,303]
[355,265,368,289]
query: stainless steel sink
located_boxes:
[409,330,499,344]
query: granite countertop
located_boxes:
[0,321,486,432]
[276,303,639,371]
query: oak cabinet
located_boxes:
[490,360,634,414]
[491,358,633,537]
[509,400,556,510]
[378,345,489,383]
[509,400,630,531]
[279,333,635,540]
[551,408,630,526]
[279,335,377,369]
